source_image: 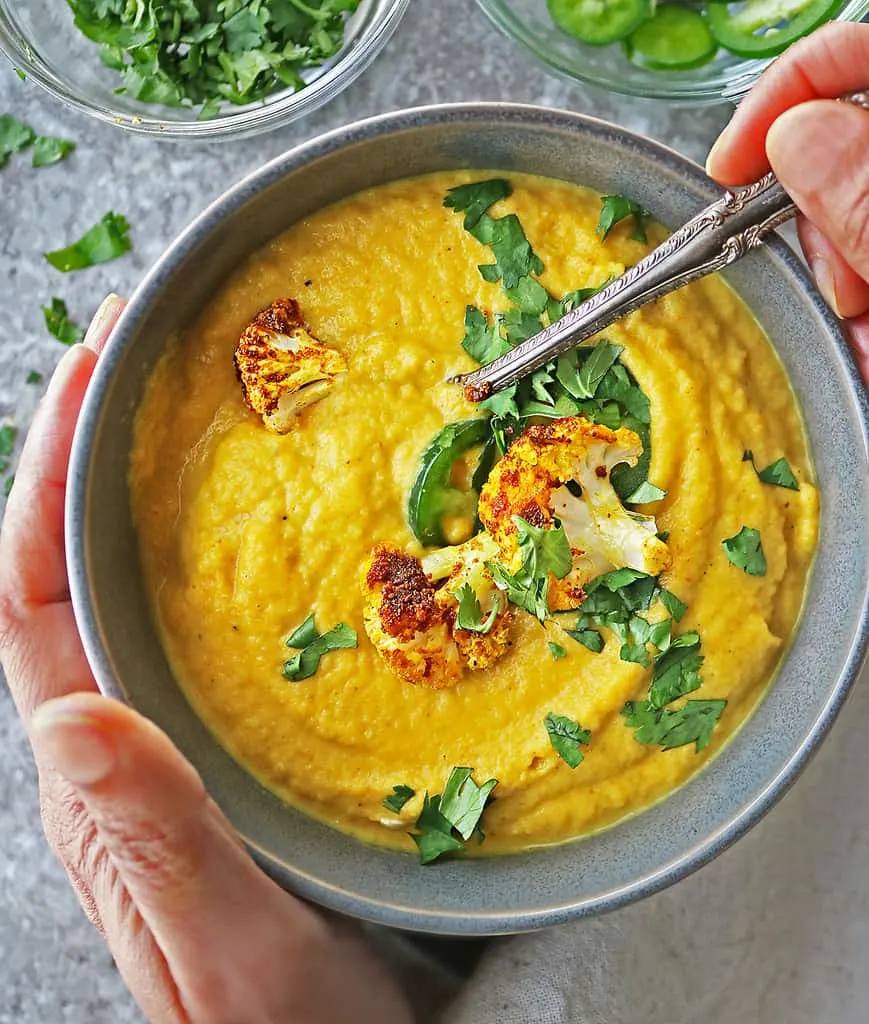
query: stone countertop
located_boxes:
[0,3,865,1023]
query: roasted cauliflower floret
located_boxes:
[362,536,513,688]
[478,416,671,611]
[235,298,347,434]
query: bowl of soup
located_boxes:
[66,104,869,934]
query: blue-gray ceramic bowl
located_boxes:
[66,104,869,935]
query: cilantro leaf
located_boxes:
[659,589,687,621]
[32,136,76,168]
[0,424,17,459]
[26,370,43,385]
[556,341,624,401]
[597,195,649,243]
[625,481,667,504]
[499,308,544,345]
[383,785,415,814]
[42,298,84,345]
[564,624,604,652]
[282,616,357,682]
[545,712,591,768]
[621,699,726,753]
[505,276,549,315]
[443,179,511,229]
[722,526,767,576]
[45,212,132,272]
[649,638,704,708]
[412,794,465,864]
[0,114,35,167]
[461,305,511,365]
[439,767,498,840]
[743,450,799,491]
[4,475,13,498]
[513,516,572,581]
[548,641,567,660]
[455,584,501,634]
[471,213,544,290]
[487,560,550,623]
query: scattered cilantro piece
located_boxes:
[625,481,667,504]
[4,475,13,498]
[564,623,605,653]
[455,584,501,634]
[571,340,624,400]
[14,69,26,81]
[0,114,35,167]
[513,515,572,581]
[488,561,550,623]
[649,637,704,708]
[548,641,567,660]
[42,298,84,345]
[505,276,549,315]
[471,213,544,290]
[411,768,498,863]
[722,526,767,577]
[659,589,686,621]
[26,370,42,385]
[597,194,649,243]
[0,424,17,459]
[461,306,511,365]
[45,212,132,272]
[443,178,510,229]
[383,785,415,814]
[742,450,799,491]
[32,136,76,168]
[621,699,726,753]
[282,615,357,682]
[545,712,591,768]
[499,307,544,345]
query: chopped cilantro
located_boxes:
[4,475,13,498]
[513,515,572,581]
[45,213,132,272]
[470,213,544,290]
[0,114,35,168]
[488,560,550,623]
[722,526,767,576]
[547,641,567,660]
[42,298,84,345]
[545,712,591,768]
[14,69,26,81]
[282,615,357,682]
[564,624,605,653]
[563,340,623,400]
[597,194,649,243]
[621,699,726,753]
[659,589,686,621]
[443,179,510,229]
[505,276,549,315]
[0,424,17,458]
[26,370,42,385]
[461,305,511,365]
[625,481,667,504]
[383,785,415,814]
[648,636,704,708]
[411,767,498,864]
[32,136,76,168]
[742,450,799,491]
[455,584,501,634]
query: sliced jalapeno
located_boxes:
[408,419,493,547]
[706,0,843,59]
[548,0,653,46]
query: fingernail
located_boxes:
[31,700,116,785]
[812,257,843,319]
[705,126,732,177]
[83,293,124,350]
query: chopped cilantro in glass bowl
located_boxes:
[477,0,869,105]
[0,0,410,139]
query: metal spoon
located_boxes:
[450,91,869,402]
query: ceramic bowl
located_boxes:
[67,104,869,935]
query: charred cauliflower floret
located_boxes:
[478,416,671,611]
[235,298,347,434]
[362,536,513,688]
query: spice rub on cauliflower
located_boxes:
[478,416,671,611]
[235,298,347,434]
[362,535,513,689]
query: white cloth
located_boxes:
[439,662,869,1024]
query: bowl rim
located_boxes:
[66,102,869,933]
[0,0,411,140]
[474,0,869,104]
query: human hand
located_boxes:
[0,297,412,1024]
[706,21,869,386]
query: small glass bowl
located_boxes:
[0,0,410,139]
[476,0,869,105]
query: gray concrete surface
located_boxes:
[1,2,863,1023]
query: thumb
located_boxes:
[766,100,869,287]
[30,693,410,1024]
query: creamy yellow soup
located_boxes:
[130,171,818,854]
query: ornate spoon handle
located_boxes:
[452,90,869,401]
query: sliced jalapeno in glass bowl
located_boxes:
[476,0,869,104]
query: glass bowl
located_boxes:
[476,0,869,105]
[0,0,410,139]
